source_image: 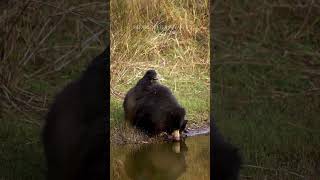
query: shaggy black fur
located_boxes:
[211,119,242,180]
[42,48,109,180]
[123,70,187,136]
[123,70,159,125]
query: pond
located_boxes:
[111,134,210,180]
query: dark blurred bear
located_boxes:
[42,48,109,180]
[123,70,187,141]
[125,140,188,180]
[211,118,242,180]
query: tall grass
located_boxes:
[0,1,107,179]
[1,0,107,123]
[110,0,210,128]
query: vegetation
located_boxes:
[109,1,209,179]
[0,1,107,179]
[2,0,318,179]
[213,0,320,179]
[110,0,210,137]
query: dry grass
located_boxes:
[0,1,107,179]
[110,122,171,145]
[110,0,210,133]
[110,0,209,85]
[0,0,107,124]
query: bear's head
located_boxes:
[166,106,188,141]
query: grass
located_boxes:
[2,0,319,179]
[109,2,209,180]
[212,0,320,179]
[0,1,107,179]
[0,112,45,179]
[110,0,210,133]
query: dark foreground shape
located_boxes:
[42,48,109,180]
[125,141,188,180]
[211,120,242,180]
[123,70,187,141]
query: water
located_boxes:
[111,135,210,180]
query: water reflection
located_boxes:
[125,141,188,180]
[111,136,209,180]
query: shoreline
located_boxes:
[110,121,210,146]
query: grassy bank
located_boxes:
[212,0,320,179]
[110,0,210,139]
[0,1,107,179]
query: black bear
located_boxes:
[125,141,188,180]
[211,118,242,180]
[42,48,109,180]
[123,70,159,125]
[123,70,187,141]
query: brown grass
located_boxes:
[0,0,107,124]
[110,0,209,95]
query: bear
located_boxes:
[42,47,109,180]
[123,70,159,126]
[211,118,242,180]
[124,140,188,180]
[123,70,187,141]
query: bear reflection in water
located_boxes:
[125,141,188,180]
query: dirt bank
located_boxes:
[110,120,210,145]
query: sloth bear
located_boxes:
[211,118,242,180]
[123,70,187,141]
[42,48,109,180]
[123,70,159,125]
[125,141,188,180]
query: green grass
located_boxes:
[110,0,210,130]
[0,112,45,180]
[213,0,320,179]
[2,0,319,179]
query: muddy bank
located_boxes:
[185,126,210,137]
[110,121,210,145]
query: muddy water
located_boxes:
[111,131,210,180]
